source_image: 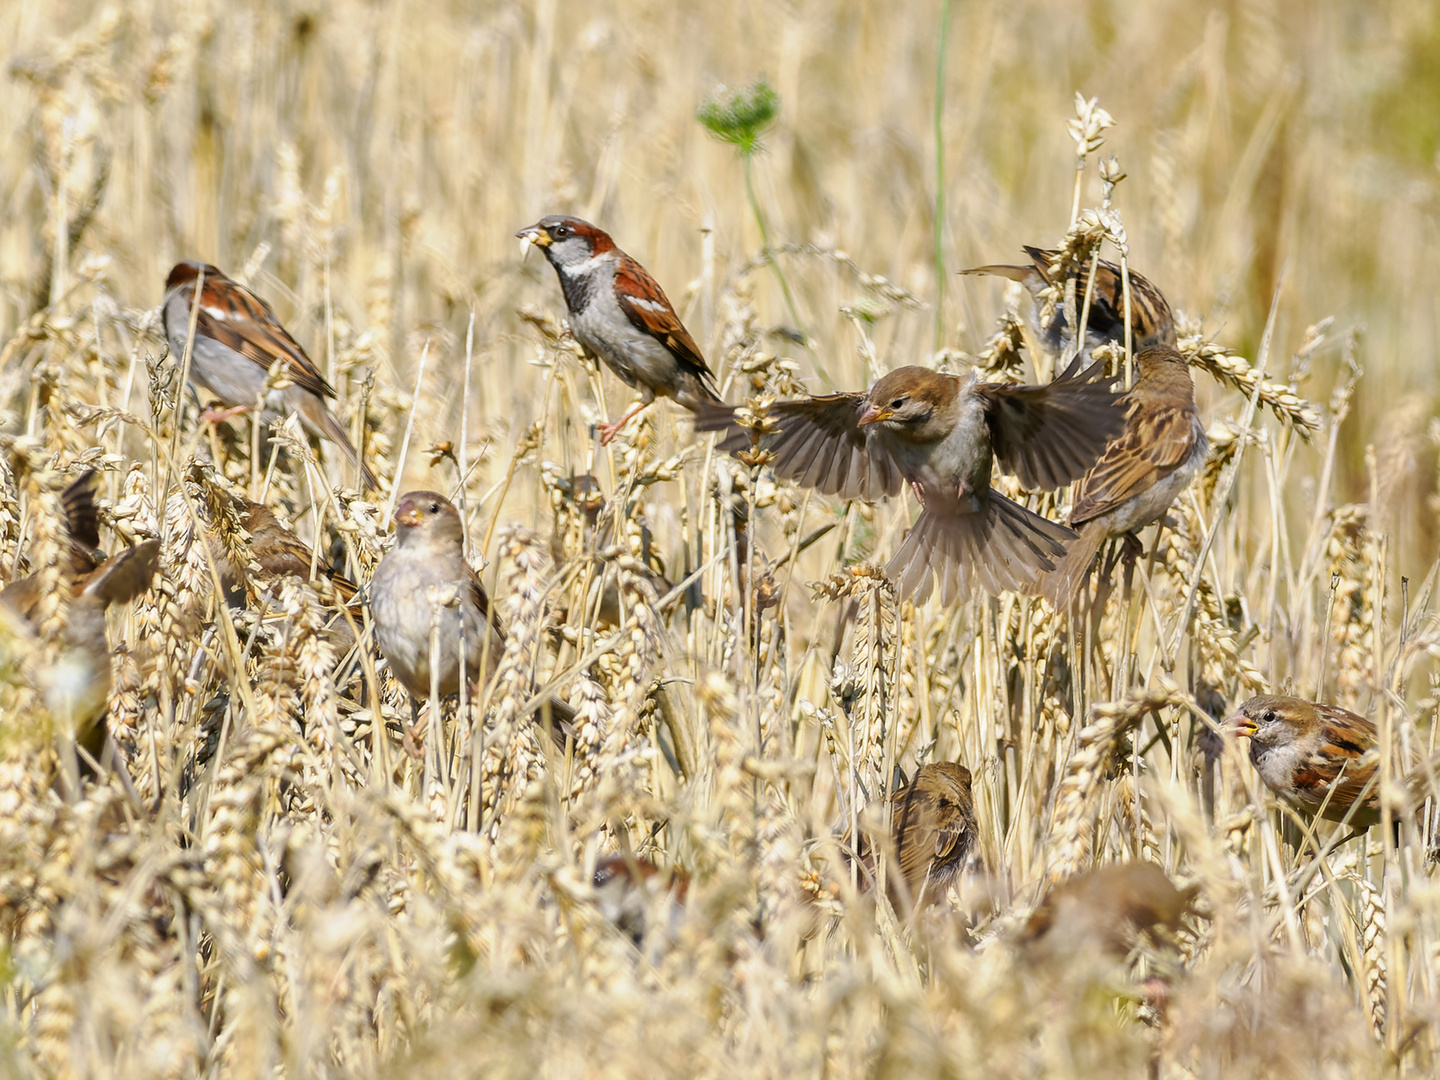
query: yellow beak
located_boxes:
[857,403,892,427]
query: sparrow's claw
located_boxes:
[201,404,251,425]
[596,402,648,446]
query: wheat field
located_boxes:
[1,0,1439,1076]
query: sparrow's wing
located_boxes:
[60,470,105,575]
[959,259,1049,299]
[979,360,1125,490]
[81,540,161,607]
[1306,703,1381,810]
[186,273,337,402]
[1069,405,1203,525]
[740,393,907,501]
[465,564,506,641]
[613,256,718,388]
[891,782,971,892]
[1020,246,1174,349]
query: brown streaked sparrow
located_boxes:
[964,246,1175,359]
[516,216,726,444]
[1227,694,1386,828]
[368,491,572,739]
[1022,862,1196,959]
[1,471,160,759]
[1044,344,1208,608]
[162,261,378,490]
[697,360,1125,604]
[888,761,978,911]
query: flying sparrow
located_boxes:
[368,491,572,738]
[162,260,379,490]
[1022,861,1196,959]
[698,360,1126,604]
[1,471,160,759]
[1227,694,1388,828]
[1044,344,1208,608]
[888,761,978,911]
[963,246,1174,360]
[516,216,725,444]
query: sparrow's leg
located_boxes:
[201,403,252,425]
[597,400,650,445]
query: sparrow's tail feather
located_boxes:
[690,398,738,432]
[887,494,1073,605]
[1042,521,1108,610]
[300,395,380,490]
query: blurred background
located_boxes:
[1,0,1437,550]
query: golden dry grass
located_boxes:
[1,0,1439,1077]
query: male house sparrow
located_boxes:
[516,216,725,444]
[162,261,378,489]
[1227,694,1386,828]
[699,361,1125,604]
[964,246,1175,360]
[1,471,160,757]
[368,491,572,736]
[888,761,978,911]
[1044,344,1208,608]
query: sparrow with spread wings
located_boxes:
[699,360,1125,604]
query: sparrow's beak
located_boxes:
[516,225,551,249]
[857,403,892,427]
[393,502,421,528]
[1226,713,1257,738]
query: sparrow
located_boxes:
[162,260,379,490]
[1021,862,1196,959]
[591,853,689,947]
[1227,695,1385,828]
[697,360,1126,604]
[368,491,573,737]
[1044,344,1208,608]
[1,471,160,759]
[963,246,1174,360]
[516,216,725,444]
[888,761,978,911]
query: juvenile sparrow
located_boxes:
[1227,695,1384,828]
[1022,862,1196,959]
[516,216,725,444]
[888,761,978,911]
[162,261,378,489]
[1044,344,1208,608]
[368,491,572,737]
[1,472,160,757]
[698,360,1125,603]
[964,246,1175,359]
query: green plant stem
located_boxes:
[744,155,805,342]
[933,0,952,349]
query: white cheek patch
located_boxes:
[571,251,615,275]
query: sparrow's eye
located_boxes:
[889,396,908,410]
[1260,709,1277,725]
[429,502,440,514]
[553,224,571,239]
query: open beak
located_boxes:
[857,403,892,427]
[1225,712,1257,738]
[516,225,551,259]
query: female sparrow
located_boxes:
[1227,694,1383,827]
[368,491,572,736]
[888,761,978,910]
[1044,344,1208,608]
[516,216,725,444]
[699,360,1125,604]
[964,246,1174,359]
[2,471,160,758]
[162,261,378,489]
[1022,862,1196,959]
